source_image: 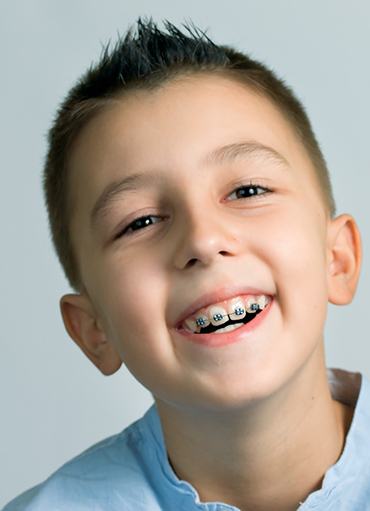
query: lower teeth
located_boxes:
[213,323,244,334]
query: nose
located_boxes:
[172,205,241,270]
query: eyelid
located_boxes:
[226,179,273,200]
[113,210,160,239]
[114,179,273,240]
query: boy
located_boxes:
[3,17,369,511]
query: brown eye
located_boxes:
[116,215,163,239]
[228,182,271,201]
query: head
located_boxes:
[44,18,362,411]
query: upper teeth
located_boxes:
[182,294,270,333]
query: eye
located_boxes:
[115,214,163,239]
[115,181,272,239]
[227,181,272,201]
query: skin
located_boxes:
[61,74,361,510]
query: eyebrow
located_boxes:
[90,140,289,227]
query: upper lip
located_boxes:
[173,284,273,328]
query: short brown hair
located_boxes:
[43,17,336,292]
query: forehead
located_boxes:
[68,74,321,233]
[71,75,308,171]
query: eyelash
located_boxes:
[116,181,272,239]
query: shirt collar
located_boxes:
[300,368,370,507]
[141,367,369,509]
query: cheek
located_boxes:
[96,254,168,341]
[266,208,328,333]
[262,202,327,277]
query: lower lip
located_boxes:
[175,298,273,348]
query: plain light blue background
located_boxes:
[1,0,369,507]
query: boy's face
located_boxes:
[66,75,335,410]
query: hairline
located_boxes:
[63,70,333,291]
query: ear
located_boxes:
[60,294,122,376]
[327,214,362,305]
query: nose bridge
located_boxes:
[171,196,240,269]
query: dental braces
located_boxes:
[195,303,260,327]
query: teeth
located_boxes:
[195,314,210,328]
[183,317,199,333]
[257,295,269,310]
[228,298,246,321]
[213,323,244,334]
[181,294,271,334]
[209,306,229,326]
[245,296,260,313]
[183,314,209,333]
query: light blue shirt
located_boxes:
[3,368,370,510]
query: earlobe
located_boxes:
[327,214,362,305]
[60,294,122,375]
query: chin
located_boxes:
[197,360,303,413]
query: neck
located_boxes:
[155,347,354,511]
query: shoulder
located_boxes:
[317,369,370,509]
[2,412,161,511]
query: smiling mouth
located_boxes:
[194,308,261,334]
[178,294,271,334]
[175,296,273,348]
